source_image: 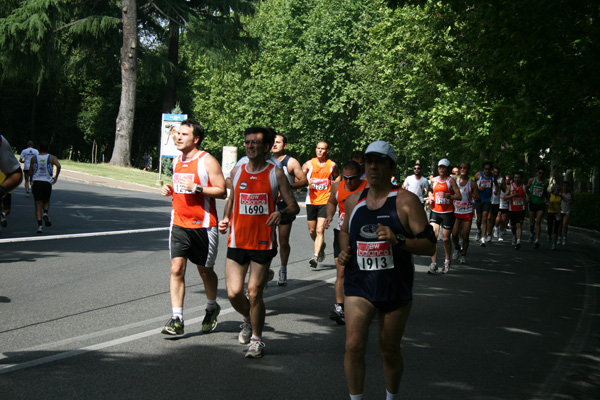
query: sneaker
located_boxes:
[277,268,287,286]
[309,254,318,268]
[201,303,221,333]
[25,191,30,198]
[480,238,486,247]
[427,263,439,275]
[486,235,492,242]
[442,260,450,274]
[239,322,252,344]
[267,268,274,282]
[475,231,481,241]
[329,304,345,325]
[459,255,467,264]
[493,227,499,238]
[562,238,567,246]
[36,226,43,234]
[245,339,265,358]
[317,243,326,263]
[43,214,52,227]
[161,316,184,335]
[515,242,521,250]
[0,214,6,228]
[511,236,517,245]
[498,236,504,242]
[534,241,540,249]
[452,249,460,261]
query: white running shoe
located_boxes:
[452,249,460,261]
[427,263,439,275]
[486,235,492,242]
[475,231,481,241]
[239,322,252,344]
[498,236,504,242]
[493,227,499,238]
[245,339,265,358]
[480,238,486,247]
[562,237,567,245]
[277,268,287,286]
[442,260,450,274]
[511,236,517,245]
[459,255,467,264]
[309,254,318,268]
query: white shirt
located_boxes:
[402,175,430,203]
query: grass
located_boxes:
[60,160,168,188]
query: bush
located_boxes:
[570,193,600,231]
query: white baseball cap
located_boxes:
[364,140,397,163]
[438,158,450,167]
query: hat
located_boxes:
[364,141,397,163]
[438,158,450,167]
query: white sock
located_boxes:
[349,395,363,400]
[251,334,261,341]
[280,265,287,272]
[206,299,217,311]
[386,390,399,400]
[172,307,183,320]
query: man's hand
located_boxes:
[161,184,173,197]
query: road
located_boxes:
[0,176,598,399]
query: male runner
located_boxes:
[19,141,38,197]
[272,133,308,285]
[30,141,61,234]
[160,119,226,336]
[219,127,299,358]
[451,162,480,265]
[505,172,526,249]
[1,135,23,231]
[402,163,430,204]
[527,166,549,248]
[474,161,497,246]
[337,140,436,400]
[302,141,340,268]
[324,160,367,325]
[490,166,503,239]
[427,158,461,274]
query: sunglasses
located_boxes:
[343,175,358,180]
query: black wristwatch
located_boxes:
[395,233,406,247]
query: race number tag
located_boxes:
[239,193,269,215]
[356,241,394,271]
[173,173,195,194]
[435,192,449,204]
[533,187,543,197]
[481,180,491,188]
[513,197,524,206]
[311,178,329,191]
[454,201,470,213]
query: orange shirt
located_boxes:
[509,183,526,212]
[171,151,218,229]
[306,158,333,205]
[431,177,454,213]
[228,163,279,250]
[335,179,367,230]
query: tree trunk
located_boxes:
[110,0,137,167]
[161,19,180,113]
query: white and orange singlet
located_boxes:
[171,151,218,229]
[431,177,454,213]
[306,158,333,205]
[228,163,279,250]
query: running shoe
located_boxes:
[162,316,184,335]
[480,238,486,247]
[498,236,504,242]
[25,191,30,198]
[43,214,52,227]
[201,303,221,333]
[317,243,326,263]
[551,244,556,251]
[329,304,345,325]
[493,227,499,238]
[277,268,287,286]
[515,242,521,250]
[452,249,460,261]
[0,214,7,228]
[245,339,265,358]
[427,263,439,275]
[475,231,481,241]
[239,322,252,344]
[459,255,467,265]
[511,236,517,245]
[442,260,451,274]
[485,235,492,242]
[534,241,540,249]
[309,254,318,268]
[36,226,43,234]
[562,238,567,245]
[267,268,274,282]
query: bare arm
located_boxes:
[324,181,340,229]
[449,179,462,201]
[288,157,308,189]
[1,168,23,196]
[471,180,481,201]
[337,191,360,266]
[331,162,341,183]
[50,156,61,184]
[218,167,237,234]
[266,168,300,226]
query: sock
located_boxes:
[244,316,251,324]
[349,395,363,400]
[206,299,217,311]
[251,334,261,341]
[517,239,521,244]
[280,265,287,272]
[37,220,42,226]
[386,390,399,400]
[172,307,183,320]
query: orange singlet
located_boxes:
[228,163,279,250]
[508,183,526,212]
[306,158,333,205]
[171,151,218,229]
[431,177,454,213]
[335,179,367,230]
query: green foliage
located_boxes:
[570,193,600,231]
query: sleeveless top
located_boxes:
[491,176,503,205]
[477,172,494,203]
[345,188,415,305]
[508,183,526,212]
[305,158,333,205]
[431,177,454,213]
[171,151,218,229]
[453,177,474,215]
[530,178,546,205]
[548,193,561,214]
[335,179,367,230]
[32,154,53,183]
[280,155,295,185]
[228,163,278,250]
[561,191,572,213]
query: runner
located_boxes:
[526,166,549,248]
[451,162,480,265]
[160,119,226,337]
[350,150,365,179]
[427,158,461,274]
[302,141,340,268]
[337,140,436,400]
[324,160,367,325]
[19,140,38,198]
[219,126,299,358]
[474,161,497,246]
[559,181,573,245]
[272,133,308,285]
[402,163,430,205]
[504,172,526,249]
[30,141,61,234]
[489,165,503,240]
[495,174,511,241]
[0,135,23,198]
[547,184,562,250]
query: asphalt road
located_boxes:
[0,175,598,399]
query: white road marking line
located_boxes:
[0,227,169,244]
[0,272,336,374]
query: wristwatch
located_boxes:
[395,233,406,247]
[193,184,203,194]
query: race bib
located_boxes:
[533,187,543,197]
[239,193,269,215]
[481,180,491,188]
[356,241,394,271]
[311,178,329,191]
[513,198,524,206]
[454,201,471,213]
[173,173,195,194]
[435,192,449,204]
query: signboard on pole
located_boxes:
[158,113,187,182]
